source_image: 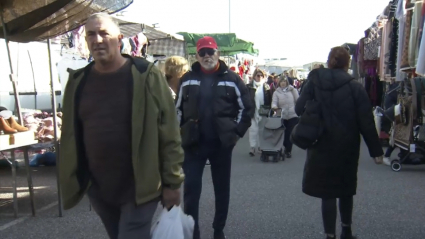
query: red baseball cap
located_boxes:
[196,36,218,52]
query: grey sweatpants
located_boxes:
[88,194,158,239]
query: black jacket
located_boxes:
[295,68,383,198]
[176,60,253,148]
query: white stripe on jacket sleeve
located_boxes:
[175,79,201,123]
[217,81,244,123]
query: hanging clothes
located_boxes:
[396,0,407,81]
[238,65,244,78]
[364,26,382,60]
[416,3,425,75]
[129,33,148,57]
[408,0,424,68]
[400,8,414,70]
[365,76,384,107]
[417,0,425,50]
[121,38,132,55]
[379,19,392,81]
[389,19,399,77]
[72,26,90,59]
[68,32,74,48]
[357,38,366,77]
[351,50,360,80]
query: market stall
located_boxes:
[115,17,186,58]
[178,32,259,56]
[56,16,187,76]
[352,0,425,172]
[0,0,133,217]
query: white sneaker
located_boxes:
[383,157,391,166]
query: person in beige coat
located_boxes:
[271,77,299,158]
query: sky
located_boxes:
[123,0,391,65]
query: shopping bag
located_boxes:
[180,207,195,239]
[151,206,194,239]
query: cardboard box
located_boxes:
[0,131,38,151]
[10,131,36,145]
[0,134,12,147]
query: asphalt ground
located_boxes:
[1,136,425,239]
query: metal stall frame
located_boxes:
[0,6,62,217]
[0,7,23,125]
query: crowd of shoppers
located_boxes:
[58,14,384,239]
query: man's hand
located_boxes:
[374,155,384,164]
[162,187,181,209]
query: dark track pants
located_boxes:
[183,142,234,239]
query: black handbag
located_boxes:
[290,84,324,150]
[258,83,272,116]
[258,105,271,116]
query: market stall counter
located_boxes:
[0,132,38,218]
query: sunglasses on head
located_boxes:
[198,48,216,57]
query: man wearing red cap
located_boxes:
[176,36,253,239]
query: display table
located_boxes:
[0,138,38,218]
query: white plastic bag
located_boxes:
[151,206,194,239]
[180,207,195,239]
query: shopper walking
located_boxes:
[295,47,384,239]
[59,13,184,239]
[269,75,280,95]
[164,56,190,99]
[176,36,253,239]
[272,77,299,158]
[246,68,272,156]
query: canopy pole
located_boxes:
[27,50,37,109]
[1,7,23,124]
[228,0,231,33]
[47,39,63,217]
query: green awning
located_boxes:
[177,32,259,56]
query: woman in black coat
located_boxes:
[295,47,384,239]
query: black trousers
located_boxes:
[385,145,396,157]
[283,117,299,153]
[321,197,354,234]
[183,142,234,239]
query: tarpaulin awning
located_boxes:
[113,17,186,57]
[177,32,259,56]
[149,38,185,57]
[0,0,133,43]
[114,17,183,40]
